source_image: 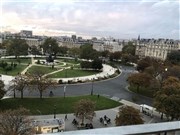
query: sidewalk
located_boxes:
[31,99,164,132]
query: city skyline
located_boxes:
[0,0,179,39]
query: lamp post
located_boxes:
[64,85,66,98]
[91,79,94,95]
[54,105,56,119]
[49,44,51,55]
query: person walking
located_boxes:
[65,114,68,120]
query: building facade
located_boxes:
[136,39,180,60]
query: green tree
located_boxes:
[0,107,35,135]
[80,44,98,60]
[0,80,6,99]
[154,76,180,120]
[5,38,29,58]
[92,58,103,70]
[109,51,121,61]
[68,47,80,57]
[100,50,110,58]
[58,46,68,55]
[74,99,96,125]
[167,50,180,65]
[122,41,136,55]
[115,106,143,126]
[128,73,152,92]
[42,37,59,57]
[29,45,40,57]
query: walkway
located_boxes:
[31,99,164,132]
[18,56,117,82]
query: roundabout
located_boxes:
[1,55,152,107]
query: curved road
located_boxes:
[15,65,153,105]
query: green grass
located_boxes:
[27,66,57,75]
[0,64,27,76]
[48,69,100,78]
[1,58,31,64]
[0,95,122,115]
[128,85,154,98]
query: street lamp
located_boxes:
[54,105,56,119]
[49,44,51,55]
[91,79,94,95]
[64,85,66,98]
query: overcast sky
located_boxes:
[0,0,179,39]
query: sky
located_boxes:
[0,0,179,39]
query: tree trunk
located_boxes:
[13,89,16,98]
[136,85,140,93]
[40,91,43,99]
[82,116,84,125]
[21,91,23,99]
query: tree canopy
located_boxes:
[0,80,6,99]
[128,73,152,92]
[42,37,59,56]
[80,44,99,60]
[74,99,96,124]
[167,50,180,65]
[115,106,143,126]
[0,107,35,135]
[122,41,136,55]
[154,76,180,120]
[5,38,29,58]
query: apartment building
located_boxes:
[136,38,180,60]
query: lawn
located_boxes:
[48,69,100,78]
[0,64,27,76]
[27,66,58,75]
[128,86,155,98]
[2,58,31,64]
[0,95,122,115]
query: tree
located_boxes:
[74,99,96,125]
[28,69,55,99]
[68,47,80,57]
[154,76,180,120]
[0,107,35,135]
[5,38,29,58]
[100,50,110,58]
[92,58,103,70]
[115,106,143,126]
[10,74,29,99]
[58,46,68,55]
[80,44,99,60]
[109,51,122,61]
[0,80,6,99]
[42,37,59,57]
[167,50,180,65]
[29,45,40,57]
[128,73,152,92]
[122,41,136,56]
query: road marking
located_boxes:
[148,118,155,123]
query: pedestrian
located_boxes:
[65,114,68,120]
[97,94,100,98]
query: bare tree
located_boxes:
[0,107,35,135]
[9,74,29,99]
[28,70,56,99]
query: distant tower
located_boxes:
[138,35,140,41]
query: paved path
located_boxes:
[31,99,163,132]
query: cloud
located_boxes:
[1,0,179,39]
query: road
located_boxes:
[14,65,153,106]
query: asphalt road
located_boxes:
[14,65,153,106]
